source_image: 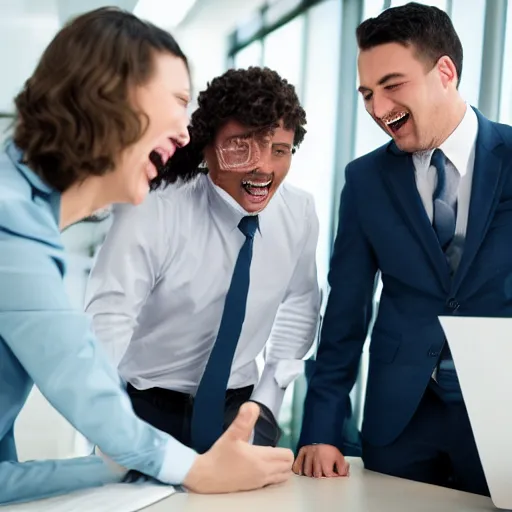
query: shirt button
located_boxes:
[428,350,440,357]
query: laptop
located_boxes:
[439,316,512,510]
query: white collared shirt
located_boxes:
[412,105,479,236]
[85,174,320,417]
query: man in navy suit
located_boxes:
[293,3,512,496]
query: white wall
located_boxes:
[174,0,266,100]
[0,0,137,114]
[0,7,58,113]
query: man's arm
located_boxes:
[85,198,167,367]
[251,194,321,420]
[298,166,378,451]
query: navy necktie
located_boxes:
[190,215,259,453]
[430,149,463,401]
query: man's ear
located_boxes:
[437,55,458,89]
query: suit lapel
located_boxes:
[452,110,505,293]
[383,142,451,289]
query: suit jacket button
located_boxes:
[447,299,459,310]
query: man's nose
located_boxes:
[254,149,273,174]
[370,92,395,121]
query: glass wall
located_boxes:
[233,40,263,68]
[263,16,305,97]
[230,0,510,445]
[500,1,512,124]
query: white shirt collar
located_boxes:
[414,104,478,176]
[439,104,478,176]
[206,174,261,234]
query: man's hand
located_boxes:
[183,402,293,493]
[293,444,349,478]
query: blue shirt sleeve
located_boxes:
[0,456,123,505]
[0,236,197,502]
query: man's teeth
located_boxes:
[385,112,408,125]
[242,179,272,188]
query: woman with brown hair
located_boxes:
[0,7,293,505]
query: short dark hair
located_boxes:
[13,7,188,192]
[152,66,307,189]
[356,2,463,86]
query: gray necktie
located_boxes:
[430,149,463,401]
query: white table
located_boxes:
[144,458,498,512]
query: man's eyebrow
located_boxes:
[358,72,406,93]
[378,72,406,85]
[226,130,257,139]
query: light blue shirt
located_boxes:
[0,141,197,505]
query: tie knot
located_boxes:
[430,148,445,171]
[238,215,258,239]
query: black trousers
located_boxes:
[127,383,280,449]
[362,386,489,496]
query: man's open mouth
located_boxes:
[384,112,410,134]
[241,178,273,197]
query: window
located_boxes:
[233,40,262,68]
[391,0,446,8]
[290,0,341,285]
[451,0,486,107]
[500,0,512,124]
[262,15,305,98]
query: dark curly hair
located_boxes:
[13,7,188,193]
[151,66,307,189]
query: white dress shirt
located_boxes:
[413,105,478,236]
[85,174,320,418]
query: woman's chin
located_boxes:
[129,182,150,206]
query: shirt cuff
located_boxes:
[251,360,305,419]
[157,438,198,484]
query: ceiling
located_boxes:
[0,0,146,113]
[0,0,264,113]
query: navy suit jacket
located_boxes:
[299,109,512,449]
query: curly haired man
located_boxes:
[85,67,321,452]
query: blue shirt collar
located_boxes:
[4,139,61,225]
[5,139,55,196]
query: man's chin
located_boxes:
[240,190,273,213]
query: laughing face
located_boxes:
[205,120,294,213]
[113,51,191,205]
[357,42,458,153]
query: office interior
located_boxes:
[1,0,511,461]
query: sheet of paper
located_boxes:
[3,482,176,512]
[439,316,512,510]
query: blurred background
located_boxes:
[2,0,511,460]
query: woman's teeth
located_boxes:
[146,162,158,181]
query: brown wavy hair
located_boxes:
[151,66,307,189]
[13,7,188,192]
